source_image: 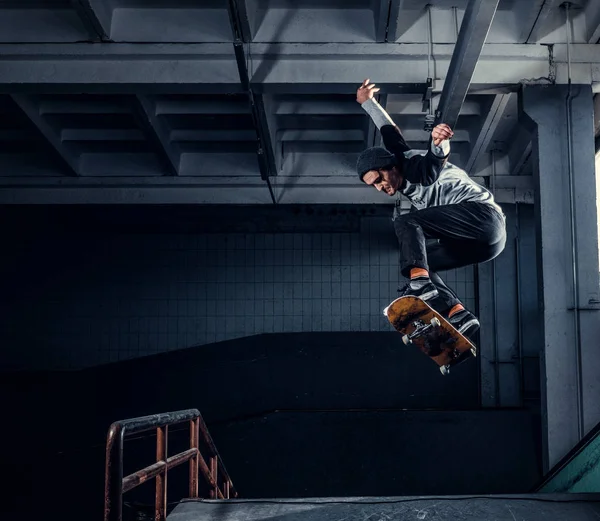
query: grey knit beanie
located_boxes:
[356,147,397,182]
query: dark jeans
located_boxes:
[393,202,507,310]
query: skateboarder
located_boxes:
[356,79,507,338]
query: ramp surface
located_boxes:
[169,495,600,521]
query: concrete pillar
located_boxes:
[519,84,600,473]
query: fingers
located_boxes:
[435,123,453,135]
[434,130,453,141]
[359,79,378,91]
[432,123,454,140]
[357,79,380,103]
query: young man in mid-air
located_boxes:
[355,79,507,338]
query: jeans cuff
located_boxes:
[401,260,429,278]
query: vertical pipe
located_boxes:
[155,426,168,521]
[104,426,124,521]
[265,175,276,205]
[453,6,459,41]
[426,4,432,81]
[189,419,199,499]
[224,480,231,499]
[210,456,218,499]
[491,149,500,406]
[515,202,525,406]
[563,1,584,441]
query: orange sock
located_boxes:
[410,268,429,279]
[448,304,464,317]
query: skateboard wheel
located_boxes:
[440,365,450,376]
[470,347,477,357]
[430,317,441,327]
[402,334,411,345]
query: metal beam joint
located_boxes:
[435,0,501,128]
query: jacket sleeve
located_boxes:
[380,124,411,158]
[402,138,450,186]
[361,99,411,157]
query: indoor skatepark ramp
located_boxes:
[104,409,600,521]
[168,496,600,521]
[535,419,600,493]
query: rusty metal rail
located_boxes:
[104,409,237,521]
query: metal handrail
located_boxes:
[104,408,237,521]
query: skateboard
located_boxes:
[383,295,477,375]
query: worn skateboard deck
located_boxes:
[384,295,477,375]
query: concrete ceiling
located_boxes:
[0,0,598,205]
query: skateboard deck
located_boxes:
[384,295,477,375]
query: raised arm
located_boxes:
[356,79,411,157]
[403,124,453,185]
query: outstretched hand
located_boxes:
[431,123,454,146]
[356,78,380,104]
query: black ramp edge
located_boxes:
[168,495,600,521]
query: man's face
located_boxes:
[362,167,401,196]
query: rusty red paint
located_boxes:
[104,409,237,521]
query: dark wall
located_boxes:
[0,204,477,371]
[3,331,541,521]
[212,409,540,497]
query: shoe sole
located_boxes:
[457,318,480,337]
[418,289,439,301]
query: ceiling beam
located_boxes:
[169,130,256,142]
[271,96,478,117]
[271,96,477,117]
[507,126,533,177]
[155,98,249,115]
[227,0,277,203]
[60,128,144,141]
[247,43,599,93]
[0,44,240,94]
[276,127,471,143]
[585,0,600,43]
[39,99,129,115]
[374,0,392,42]
[0,175,532,205]
[227,0,252,41]
[70,0,112,41]
[387,96,482,117]
[434,0,501,129]
[465,94,510,174]
[0,43,598,93]
[10,95,80,177]
[386,0,413,42]
[133,95,180,176]
[519,0,561,43]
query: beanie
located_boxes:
[356,147,397,182]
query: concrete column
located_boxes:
[519,84,600,473]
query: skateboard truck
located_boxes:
[401,316,455,375]
[401,317,441,345]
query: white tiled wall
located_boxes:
[2,220,476,370]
